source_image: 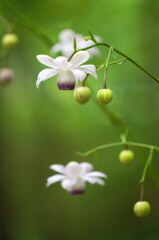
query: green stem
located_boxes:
[76,142,123,157]
[103,46,113,88]
[75,43,159,84]
[76,141,159,157]
[108,58,127,66]
[139,148,154,183]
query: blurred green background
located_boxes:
[0,0,159,239]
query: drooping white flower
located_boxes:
[36,51,97,90]
[51,29,101,58]
[46,161,107,195]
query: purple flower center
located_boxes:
[57,82,75,90]
[69,189,85,195]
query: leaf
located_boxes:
[88,30,98,43]
[73,37,77,51]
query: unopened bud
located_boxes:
[2,33,19,49]
[119,149,134,165]
[0,68,14,85]
[97,88,113,104]
[74,87,91,104]
[133,201,151,217]
[84,36,90,41]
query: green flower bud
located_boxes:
[0,68,14,85]
[74,87,91,104]
[2,33,19,49]
[133,201,151,217]
[119,149,134,165]
[84,36,90,41]
[97,88,113,104]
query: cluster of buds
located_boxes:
[118,147,151,217]
[0,32,19,86]
[74,86,113,105]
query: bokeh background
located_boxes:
[0,0,159,239]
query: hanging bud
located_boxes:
[0,68,14,85]
[133,201,151,217]
[119,149,134,165]
[74,87,91,104]
[57,70,76,90]
[2,33,19,49]
[97,88,113,104]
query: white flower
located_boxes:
[36,51,97,90]
[46,161,107,195]
[51,29,101,58]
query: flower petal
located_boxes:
[61,179,77,190]
[80,162,93,173]
[72,69,86,82]
[36,69,59,88]
[62,178,86,194]
[49,164,65,174]
[85,171,107,178]
[70,51,89,67]
[65,161,82,177]
[77,65,97,79]
[54,56,71,69]
[57,70,77,90]
[36,55,56,68]
[84,176,105,185]
[46,174,65,187]
[59,29,75,42]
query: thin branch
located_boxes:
[76,141,159,157]
[74,43,159,84]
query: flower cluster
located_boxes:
[46,161,107,195]
[36,29,114,105]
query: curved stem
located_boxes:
[76,142,123,156]
[75,43,159,84]
[76,141,159,157]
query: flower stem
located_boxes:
[108,58,127,66]
[140,183,144,201]
[75,42,159,84]
[139,148,154,183]
[103,46,113,88]
[76,141,159,157]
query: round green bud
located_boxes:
[0,68,14,85]
[74,87,91,104]
[2,33,19,49]
[133,201,151,217]
[84,36,90,41]
[119,149,134,165]
[97,88,113,104]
